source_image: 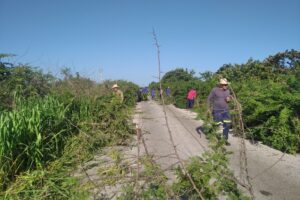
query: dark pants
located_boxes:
[213,110,231,140]
[187,99,194,108]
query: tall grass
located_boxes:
[0,93,136,197]
[70,95,134,144]
[0,96,74,189]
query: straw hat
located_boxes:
[219,78,229,85]
[112,84,119,89]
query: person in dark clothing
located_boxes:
[165,87,171,96]
[207,78,231,145]
[141,87,149,101]
[151,88,156,100]
[137,88,142,102]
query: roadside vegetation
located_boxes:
[0,55,139,199]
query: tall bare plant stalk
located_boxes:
[152,29,205,200]
[229,85,255,200]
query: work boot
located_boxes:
[225,141,231,146]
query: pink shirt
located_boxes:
[187,89,196,100]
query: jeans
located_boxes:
[187,99,194,108]
[213,110,231,140]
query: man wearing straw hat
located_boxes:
[112,84,124,103]
[207,78,232,145]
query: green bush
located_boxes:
[0,58,53,110]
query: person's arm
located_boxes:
[225,90,231,102]
[207,89,215,111]
[225,96,231,102]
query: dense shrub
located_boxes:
[0,56,53,110]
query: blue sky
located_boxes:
[1,0,299,86]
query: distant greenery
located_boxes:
[149,68,202,108]
[152,49,300,153]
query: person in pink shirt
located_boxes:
[187,88,197,108]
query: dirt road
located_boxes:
[134,100,300,200]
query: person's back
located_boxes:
[142,87,148,95]
[187,89,196,108]
[151,89,156,99]
[137,89,142,102]
[166,87,171,96]
[187,89,196,100]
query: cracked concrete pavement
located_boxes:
[134,100,300,200]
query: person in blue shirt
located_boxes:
[151,88,156,100]
[141,87,149,101]
[165,87,171,96]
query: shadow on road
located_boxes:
[195,126,205,138]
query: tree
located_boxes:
[161,68,195,83]
[0,56,53,110]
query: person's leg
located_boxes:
[188,99,192,108]
[191,99,194,108]
[222,123,229,140]
[222,111,231,141]
[213,110,223,134]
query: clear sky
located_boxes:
[1,0,299,86]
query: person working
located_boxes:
[207,78,231,145]
[187,88,197,108]
[165,87,171,97]
[112,84,124,103]
[151,88,156,100]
